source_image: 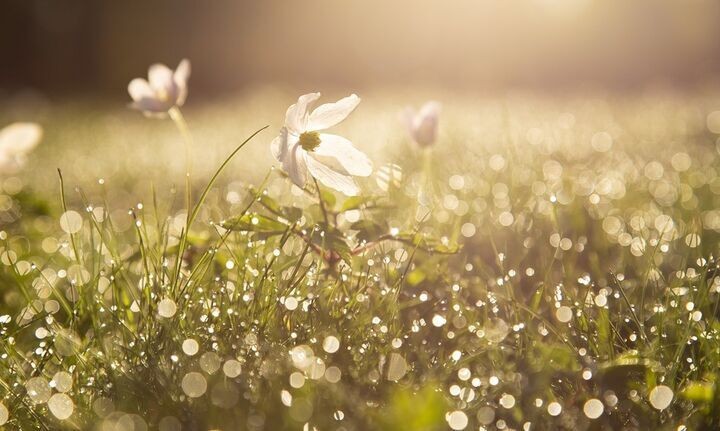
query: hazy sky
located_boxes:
[2,0,720,97]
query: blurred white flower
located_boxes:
[402,101,441,148]
[271,93,372,196]
[0,122,43,173]
[128,59,191,117]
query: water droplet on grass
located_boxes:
[0,403,8,425]
[547,401,562,416]
[48,393,74,420]
[583,398,604,419]
[649,385,673,410]
[181,372,207,398]
[499,393,516,409]
[386,353,408,381]
[182,339,199,356]
[59,211,83,234]
[158,298,177,318]
[223,359,242,378]
[26,376,51,404]
[556,306,572,323]
[51,371,73,393]
[446,410,468,430]
[323,336,340,353]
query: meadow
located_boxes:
[1,80,720,430]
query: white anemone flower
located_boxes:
[128,59,190,117]
[402,101,441,148]
[271,93,372,196]
[0,122,43,173]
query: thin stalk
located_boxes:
[168,106,194,212]
[170,124,269,295]
[313,177,330,227]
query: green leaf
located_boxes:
[319,188,337,209]
[254,190,282,214]
[351,220,388,242]
[406,268,427,286]
[222,213,288,235]
[396,232,460,254]
[340,195,375,212]
[680,382,714,403]
[252,188,302,222]
[529,342,580,372]
[282,206,303,223]
[310,228,352,264]
[376,384,447,431]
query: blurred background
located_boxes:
[1,0,720,205]
[2,0,720,99]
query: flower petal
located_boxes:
[315,134,372,176]
[148,63,178,101]
[0,122,42,155]
[307,94,361,131]
[284,93,321,135]
[305,152,360,196]
[419,101,441,121]
[174,59,191,106]
[412,101,441,147]
[270,128,288,162]
[128,78,153,102]
[271,127,299,161]
[129,98,172,114]
[283,143,308,189]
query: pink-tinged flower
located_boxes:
[128,59,191,117]
[402,101,441,148]
[0,122,42,173]
[271,93,373,196]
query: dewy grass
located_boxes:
[2,84,720,430]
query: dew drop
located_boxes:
[25,376,51,404]
[323,335,340,354]
[499,393,516,409]
[48,393,74,420]
[52,371,73,393]
[223,359,242,378]
[556,306,572,323]
[182,338,199,356]
[446,410,468,430]
[0,402,8,425]
[649,385,673,410]
[181,372,207,398]
[158,298,177,318]
[199,352,221,374]
[583,398,604,419]
[325,366,342,383]
[285,297,298,311]
[386,353,408,381]
[476,406,495,425]
[59,211,83,234]
[547,401,562,416]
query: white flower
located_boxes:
[128,59,191,116]
[402,101,441,148]
[0,122,43,173]
[271,93,372,196]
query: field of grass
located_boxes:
[1,89,720,430]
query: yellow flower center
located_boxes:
[156,88,171,103]
[299,131,321,151]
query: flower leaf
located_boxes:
[351,220,389,243]
[221,213,288,235]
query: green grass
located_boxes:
[1,92,720,430]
